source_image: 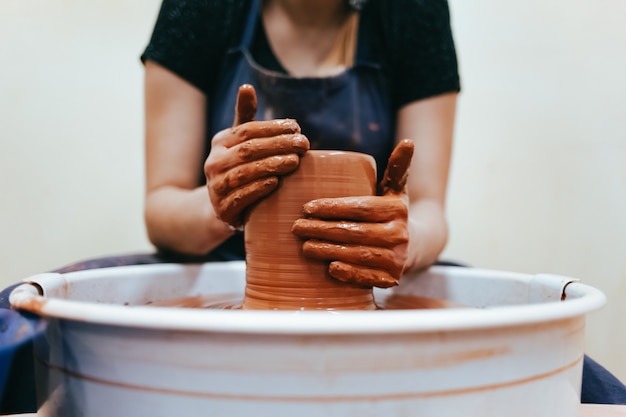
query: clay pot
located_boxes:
[243,150,377,310]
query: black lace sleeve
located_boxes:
[375,0,461,109]
[140,0,246,94]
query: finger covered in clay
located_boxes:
[234,133,309,163]
[213,119,303,149]
[217,177,279,228]
[291,219,408,247]
[302,196,407,222]
[302,240,403,277]
[328,261,399,288]
[213,154,301,196]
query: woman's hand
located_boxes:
[205,84,310,229]
[291,139,414,288]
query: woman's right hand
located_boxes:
[204,84,310,229]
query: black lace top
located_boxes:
[141,0,461,111]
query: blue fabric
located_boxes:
[0,287,45,414]
[582,355,626,404]
[208,0,394,261]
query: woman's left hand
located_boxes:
[291,139,414,288]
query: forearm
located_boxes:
[396,93,457,273]
[405,198,449,272]
[144,186,234,255]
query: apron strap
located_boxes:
[239,0,263,51]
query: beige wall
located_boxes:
[1,0,157,281]
[1,0,625,380]
[442,0,626,379]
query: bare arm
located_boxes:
[396,92,458,271]
[144,61,233,254]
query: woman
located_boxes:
[141,0,460,285]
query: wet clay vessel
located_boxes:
[243,150,377,310]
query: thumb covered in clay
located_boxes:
[232,84,257,126]
[379,139,414,196]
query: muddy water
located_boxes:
[147,293,467,310]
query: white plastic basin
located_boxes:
[10,261,605,417]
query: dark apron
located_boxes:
[207,0,394,261]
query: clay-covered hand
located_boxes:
[292,139,414,288]
[205,84,310,229]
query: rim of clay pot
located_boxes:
[9,263,606,335]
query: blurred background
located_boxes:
[1,0,625,379]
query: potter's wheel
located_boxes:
[10,261,605,417]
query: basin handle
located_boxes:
[8,283,42,308]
